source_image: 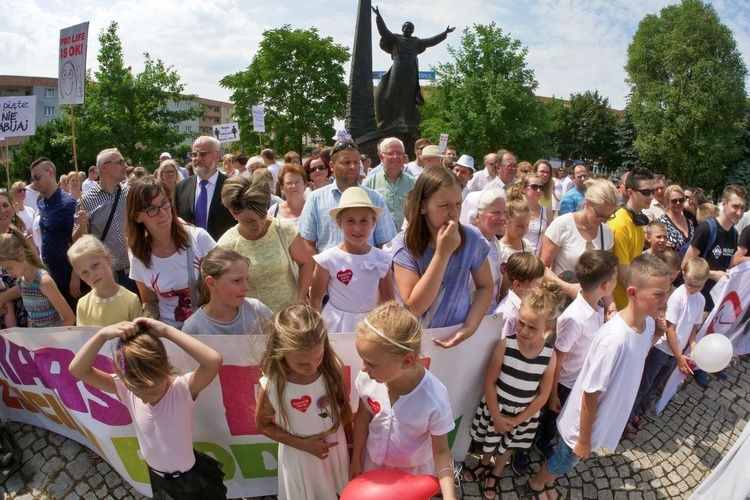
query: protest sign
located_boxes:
[0,314,501,497]
[212,123,241,143]
[0,96,36,138]
[252,106,265,133]
[58,22,89,105]
[438,133,449,153]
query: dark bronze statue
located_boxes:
[372,6,455,130]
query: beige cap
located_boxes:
[329,187,383,220]
[420,145,444,159]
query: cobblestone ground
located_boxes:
[1,357,748,499]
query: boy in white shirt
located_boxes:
[535,250,619,458]
[629,257,709,424]
[528,254,672,499]
[495,253,544,339]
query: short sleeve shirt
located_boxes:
[555,293,605,389]
[655,284,705,355]
[362,170,416,230]
[690,218,738,303]
[391,224,490,328]
[75,183,130,272]
[181,298,272,335]
[559,189,585,215]
[608,207,645,309]
[545,213,614,276]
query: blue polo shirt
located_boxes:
[38,187,76,287]
[559,188,586,215]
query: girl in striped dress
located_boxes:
[464,282,565,500]
[0,227,74,327]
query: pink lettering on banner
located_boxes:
[219,365,262,436]
[85,354,131,426]
[34,347,87,412]
[0,338,41,385]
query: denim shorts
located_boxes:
[546,440,581,476]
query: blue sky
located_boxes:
[2,0,748,110]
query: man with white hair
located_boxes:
[173,136,234,241]
[362,137,415,229]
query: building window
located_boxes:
[43,107,55,117]
[45,88,56,98]
[184,126,192,131]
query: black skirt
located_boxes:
[147,450,227,500]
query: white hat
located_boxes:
[329,187,383,220]
[455,154,475,171]
[159,152,172,159]
[420,145,444,159]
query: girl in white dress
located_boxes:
[255,304,352,499]
[310,187,394,333]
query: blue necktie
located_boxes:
[195,179,209,229]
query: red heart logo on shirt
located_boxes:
[367,397,381,415]
[290,395,312,413]
[337,269,353,285]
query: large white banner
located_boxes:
[58,22,89,105]
[0,315,501,498]
[657,261,750,413]
[0,96,36,138]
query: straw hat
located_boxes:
[420,145,444,159]
[329,187,383,219]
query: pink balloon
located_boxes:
[341,469,440,500]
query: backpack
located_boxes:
[678,217,736,262]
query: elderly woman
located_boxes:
[11,182,35,234]
[268,164,307,224]
[66,171,82,201]
[155,159,180,196]
[217,175,313,312]
[658,184,694,253]
[303,155,331,191]
[126,176,216,327]
[540,178,618,301]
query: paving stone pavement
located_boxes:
[1,357,748,499]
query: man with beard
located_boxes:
[173,136,234,241]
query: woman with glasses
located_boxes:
[126,177,216,328]
[11,182,35,234]
[269,164,307,225]
[658,185,694,253]
[521,173,553,257]
[155,160,181,196]
[218,175,313,312]
[533,160,555,212]
[540,179,618,301]
[303,156,331,192]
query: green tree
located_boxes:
[723,103,750,187]
[626,0,747,189]
[73,22,199,166]
[420,23,551,161]
[550,91,620,169]
[615,106,645,172]
[8,116,74,181]
[221,26,349,155]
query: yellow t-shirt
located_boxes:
[76,286,142,327]
[607,208,645,310]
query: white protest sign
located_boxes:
[438,133,449,153]
[212,123,241,143]
[58,22,89,105]
[252,106,266,133]
[0,96,37,138]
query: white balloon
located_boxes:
[692,334,733,373]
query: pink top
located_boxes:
[114,372,195,473]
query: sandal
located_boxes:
[623,422,638,440]
[632,414,645,430]
[482,471,502,500]
[525,479,546,500]
[545,483,561,500]
[462,460,491,482]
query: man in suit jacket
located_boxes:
[174,136,235,241]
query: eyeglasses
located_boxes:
[383,151,404,158]
[634,188,655,197]
[190,151,214,159]
[105,159,127,166]
[331,140,360,156]
[30,169,50,183]
[309,164,328,173]
[526,184,543,191]
[670,198,685,204]
[162,170,177,175]
[591,204,616,221]
[284,180,305,188]
[141,198,172,218]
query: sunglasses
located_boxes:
[526,184,543,191]
[670,198,685,204]
[141,198,172,218]
[634,188,655,196]
[592,204,616,221]
[16,188,26,193]
[30,169,50,183]
[189,151,213,159]
[310,164,329,172]
[331,140,360,156]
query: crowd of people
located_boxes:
[4,131,748,499]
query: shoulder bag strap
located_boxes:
[99,185,121,242]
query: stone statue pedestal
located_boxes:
[356,125,420,161]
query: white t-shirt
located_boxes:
[268,161,284,184]
[355,369,454,472]
[555,293,605,389]
[405,162,423,177]
[562,176,575,194]
[483,177,507,192]
[558,314,654,452]
[129,225,216,328]
[82,178,97,192]
[495,290,521,339]
[544,213,614,276]
[655,285,705,356]
[114,373,195,474]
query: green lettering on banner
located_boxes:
[230,443,278,478]
[194,441,236,479]
[111,437,149,484]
